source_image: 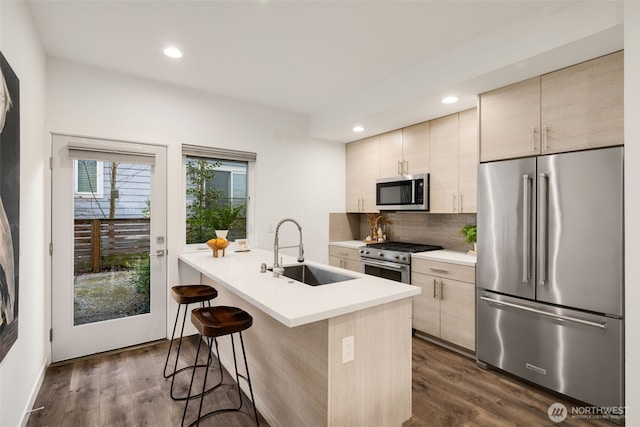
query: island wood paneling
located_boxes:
[201,274,413,427]
[328,298,412,426]
[201,274,329,427]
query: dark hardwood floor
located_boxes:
[28,336,616,426]
[406,338,615,426]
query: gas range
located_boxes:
[359,242,443,265]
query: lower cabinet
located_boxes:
[328,245,361,273]
[411,258,476,351]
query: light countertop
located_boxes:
[329,240,365,249]
[412,249,477,266]
[179,249,420,328]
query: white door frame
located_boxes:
[51,134,167,362]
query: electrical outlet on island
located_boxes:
[342,336,354,363]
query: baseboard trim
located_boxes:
[413,331,476,359]
[20,359,48,427]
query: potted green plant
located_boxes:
[213,202,245,239]
[459,224,477,253]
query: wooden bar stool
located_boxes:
[181,306,259,427]
[163,284,219,401]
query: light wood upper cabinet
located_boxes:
[479,77,541,162]
[430,114,459,213]
[379,130,403,177]
[541,50,624,154]
[402,121,430,175]
[458,108,478,213]
[346,136,380,213]
[430,108,478,213]
[379,122,430,177]
[480,51,623,162]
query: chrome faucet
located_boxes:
[273,218,304,277]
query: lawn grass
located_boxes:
[74,270,149,325]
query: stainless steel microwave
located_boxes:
[375,174,429,211]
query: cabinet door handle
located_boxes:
[433,278,437,299]
[459,193,464,213]
[429,268,448,274]
[531,126,538,152]
[403,160,408,175]
[398,160,403,175]
[543,125,549,152]
[452,194,457,213]
[440,280,444,301]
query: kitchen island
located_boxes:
[179,248,420,427]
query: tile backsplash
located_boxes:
[330,212,476,252]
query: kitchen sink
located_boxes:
[270,264,357,286]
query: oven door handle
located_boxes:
[361,259,408,270]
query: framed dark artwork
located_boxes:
[0,51,20,364]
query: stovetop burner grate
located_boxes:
[364,242,443,253]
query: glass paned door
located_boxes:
[52,135,167,362]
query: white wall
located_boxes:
[46,57,345,259]
[625,2,640,424]
[46,57,346,350]
[0,2,49,427]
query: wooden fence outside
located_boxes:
[74,218,150,273]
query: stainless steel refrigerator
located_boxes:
[476,146,624,408]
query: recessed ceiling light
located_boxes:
[352,126,364,133]
[442,96,459,104]
[163,46,183,59]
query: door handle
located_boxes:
[538,172,548,285]
[151,249,166,257]
[480,296,607,329]
[522,174,531,283]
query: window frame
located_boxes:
[182,147,255,248]
[73,159,104,198]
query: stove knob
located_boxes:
[378,251,384,257]
[394,254,400,260]
[400,255,407,261]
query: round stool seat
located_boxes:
[191,306,253,338]
[171,285,218,305]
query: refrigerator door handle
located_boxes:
[522,174,531,283]
[479,296,607,329]
[538,172,548,286]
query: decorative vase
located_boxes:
[206,238,229,258]
[215,229,229,239]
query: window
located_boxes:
[183,145,255,245]
[74,159,104,198]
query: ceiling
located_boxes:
[27,0,624,142]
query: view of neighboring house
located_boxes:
[74,159,151,219]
